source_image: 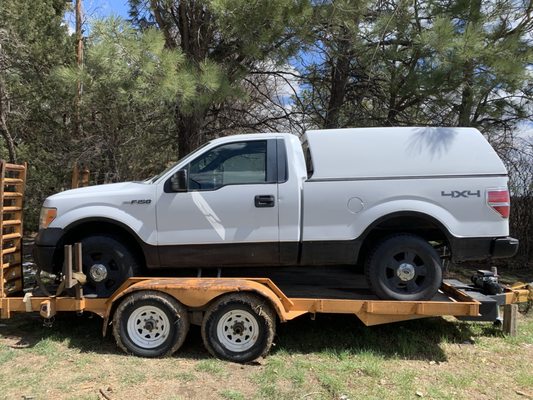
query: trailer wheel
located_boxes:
[365,234,442,301]
[201,293,275,363]
[112,291,190,358]
[80,235,141,297]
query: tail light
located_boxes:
[487,189,510,218]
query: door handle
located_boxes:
[255,195,275,208]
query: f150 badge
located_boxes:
[441,190,480,198]
[124,199,152,204]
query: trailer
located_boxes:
[0,162,531,363]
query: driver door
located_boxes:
[156,139,280,267]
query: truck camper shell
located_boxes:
[304,127,507,180]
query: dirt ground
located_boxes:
[2,242,532,399]
[0,307,532,400]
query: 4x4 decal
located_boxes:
[441,190,481,198]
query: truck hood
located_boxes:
[47,181,150,199]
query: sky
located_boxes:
[84,0,129,18]
[64,0,129,32]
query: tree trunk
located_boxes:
[386,67,398,125]
[175,107,206,158]
[150,1,212,158]
[457,0,481,127]
[0,116,16,164]
[458,63,474,126]
[0,75,16,163]
[324,33,351,129]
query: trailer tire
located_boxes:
[80,235,141,297]
[112,291,190,358]
[365,234,442,301]
[201,293,275,363]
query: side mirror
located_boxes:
[171,169,188,192]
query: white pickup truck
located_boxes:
[34,127,518,299]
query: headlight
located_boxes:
[39,207,57,229]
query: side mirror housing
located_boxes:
[171,169,188,192]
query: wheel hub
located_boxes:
[89,263,108,282]
[217,310,259,352]
[397,263,415,281]
[231,321,245,336]
[127,306,170,349]
[143,317,158,332]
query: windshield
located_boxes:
[146,142,211,183]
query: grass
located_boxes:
[0,306,531,399]
[0,343,17,364]
[220,389,246,400]
[195,359,226,375]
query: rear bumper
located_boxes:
[452,236,519,262]
[33,228,64,273]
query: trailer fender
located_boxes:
[101,278,292,336]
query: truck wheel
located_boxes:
[365,234,442,301]
[80,235,140,297]
[112,291,190,358]
[201,293,276,363]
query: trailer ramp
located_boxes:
[0,161,26,297]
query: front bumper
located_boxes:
[33,228,65,273]
[452,236,519,262]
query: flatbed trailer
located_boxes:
[0,161,531,362]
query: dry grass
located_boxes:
[0,309,532,400]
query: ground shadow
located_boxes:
[0,310,504,363]
[271,313,504,362]
[0,312,216,360]
[0,312,118,355]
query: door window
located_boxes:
[188,141,268,190]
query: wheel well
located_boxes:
[358,214,451,264]
[53,220,147,273]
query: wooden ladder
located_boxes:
[0,161,27,296]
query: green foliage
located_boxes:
[0,0,531,248]
[55,17,192,184]
[297,0,532,133]
[79,18,187,104]
[129,0,313,156]
[0,0,73,229]
[211,0,312,60]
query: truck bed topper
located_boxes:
[305,127,507,180]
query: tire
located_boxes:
[80,235,141,297]
[201,293,276,363]
[112,290,190,357]
[365,234,443,301]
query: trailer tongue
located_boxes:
[0,161,531,362]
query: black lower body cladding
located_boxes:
[33,225,519,272]
[451,236,519,262]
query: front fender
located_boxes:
[50,205,157,245]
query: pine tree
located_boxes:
[55,18,194,181]
[426,0,533,139]
[129,0,311,157]
[0,0,71,163]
